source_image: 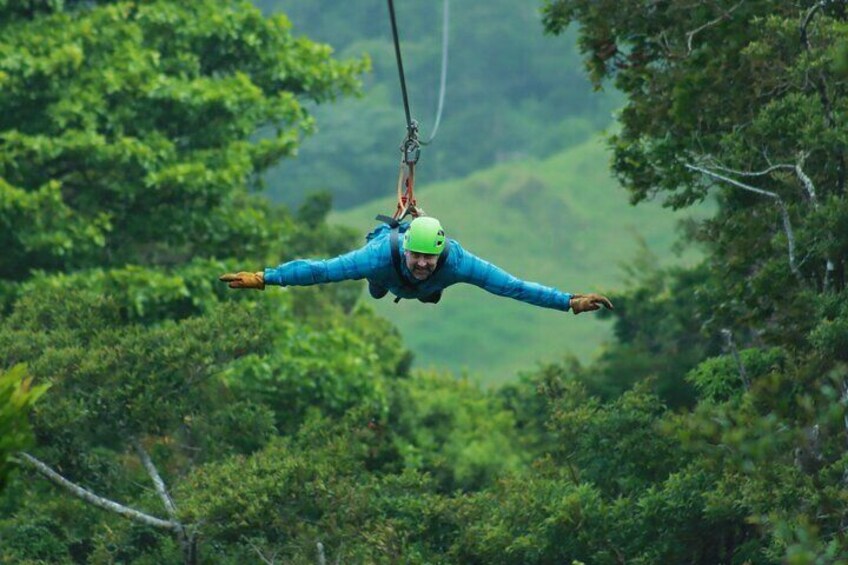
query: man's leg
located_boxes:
[368,279,388,299]
[418,290,443,304]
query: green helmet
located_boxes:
[403,216,446,255]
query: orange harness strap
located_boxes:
[392,161,423,220]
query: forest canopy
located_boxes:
[1,1,848,563]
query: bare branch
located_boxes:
[794,155,818,205]
[317,541,327,565]
[132,440,199,565]
[685,163,803,281]
[707,156,834,288]
[133,439,178,521]
[18,452,181,532]
[708,163,795,178]
[686,1,745,53]
[793,156,837,289]
[658,30,675,57]
[685,163,779,199]
[775,200,801,279]
[704,154,816,203]
[246,538,278,565]
[799,1,846,193]
[824,259,836,291]
[801,1,826,50]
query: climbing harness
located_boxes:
[379,0,450,223]
[370,0,451,305]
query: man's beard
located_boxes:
[412,266,432,280]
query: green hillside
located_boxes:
[255,0,620,209]
[334,135,707,384]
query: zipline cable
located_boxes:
[386,0,414,136]
[421,0,449,146]
[383,0,450,221]
[386,0,450,146]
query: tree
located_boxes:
[0,0,366,287]
[0,2,383,563]
[542,1,848,334]
[543,2,848,560]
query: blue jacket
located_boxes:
[264,222,573,311]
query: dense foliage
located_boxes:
[0,0,364,287]
[3,1,848,564]
[539,0,848,561]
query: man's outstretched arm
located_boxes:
[220,242,383,290]
[452,246,612,314]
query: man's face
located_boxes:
[404,250,439,280]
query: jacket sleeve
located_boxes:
[451,246,572,311]
[263,241,383,286]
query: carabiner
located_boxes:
[401,120,421,165]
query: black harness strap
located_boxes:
[375,214,400,228]
[389,227,410,302]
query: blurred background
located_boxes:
[255,0,703,383]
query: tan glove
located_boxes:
[569,293,613,315]
[219,271,265,290]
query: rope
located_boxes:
[386,0,450,145]
[422,0,449,145]
[392,161,420,220]
[384,0,450,222]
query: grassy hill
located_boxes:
[256,0,621,210]
[333,135,708,385]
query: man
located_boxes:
[220,216,613,314]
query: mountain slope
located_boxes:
[333,135,707,384]
[255,0,621,209]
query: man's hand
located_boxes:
[569,293,613,315]
[219,271,265,290]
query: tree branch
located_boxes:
[686,1,745,53]
[685,163,803,281]
[708,163,795,178]
[703,156,835,289]
[18,452,181,532]
[775,200,802,280]
[132,440,198,565]
[686,163,780,198]
[317,541,327,565]
[799,1,846,194]
[794,156,836,289]
[794,155,818,204]
[246,538,278,565]
[132,439,178,521]
[801,1,826,50]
